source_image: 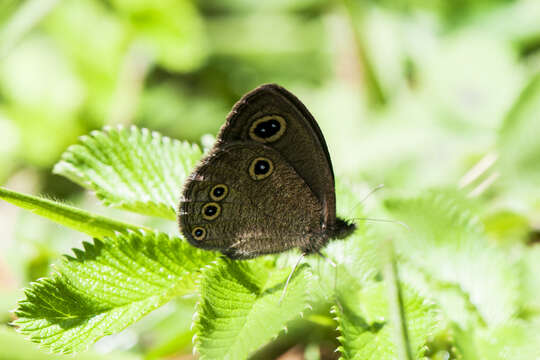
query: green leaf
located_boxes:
[384,191,521,326]
[382,240,414,360]
[142,299,197,359]
[483,210,530,246]
[0,186,146,238]
[305,230,380,305]
[53,126,202,220]
[14,230,216,353]
[0,325,139,360]
[195,259,312,360]
[335,282,443,360]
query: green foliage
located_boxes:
[385,191,521,326]
[1,0,540,358]
[109,0,209,72]
[2,118,538,358]
[195,259,311,359]
[53,126,202,219]
[335,283,442,360]
[15,230,215,353]
[0,325,139,360]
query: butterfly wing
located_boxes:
[178,143,325,259]
[216,84,337,229]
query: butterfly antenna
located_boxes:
[347,183,385,219]
[279,253,305,304]
[350,217,410,231]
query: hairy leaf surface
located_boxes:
[335,282,442,359]
[195,259,311,360]
[54,126,202,219]
[14,231,216,353]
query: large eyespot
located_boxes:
[210,184,228,201]
[191,226,206,241]
[249,157,274,180]
[202,202,221,220]
[249,115,286,143]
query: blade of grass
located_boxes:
[0,0,60,59]
[383,238,413,360]
[0,186,148,238]
[339,0,387,108]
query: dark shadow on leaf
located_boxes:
[338,293,386,334]
[261,264,308,297]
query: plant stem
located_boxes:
[0,0,60,59]
[383,238,413,360]
[0,186,149,239]
[107,42,154,126]
[338,0,387,108]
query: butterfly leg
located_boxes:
[279,252,305,304]
[315,250,344,312]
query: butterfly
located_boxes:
[178,84,355,259]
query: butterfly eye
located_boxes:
[249,157,274,180]
[249,115,286,143]
[191,226,206,241]
[202,202,221,220]
[210,184,228,201]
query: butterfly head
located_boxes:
[329,218,356,240]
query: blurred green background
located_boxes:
[0,0,539,359]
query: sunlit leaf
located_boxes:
[53,126,202,219]
[0,325,139,360]
[14,231,216,353]
[335,282,443,359]
[385,191,521,326]
[195,259,312,359]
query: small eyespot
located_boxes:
[202,202,221,220]
[191,226,206,241]
[249,115,286,143]
[249,157,274,180]
[210,184,228,201]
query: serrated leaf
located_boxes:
[0,325,139,360]
[305,230,380,305]
[53,126,202,219]
[14,231,216,353]
[0,186,145,238]
[195,259,311,360]
[335,282,442,360]
[384,191,520,325]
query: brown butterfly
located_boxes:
[178,84,355,259]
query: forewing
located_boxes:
[216,84,336,228]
